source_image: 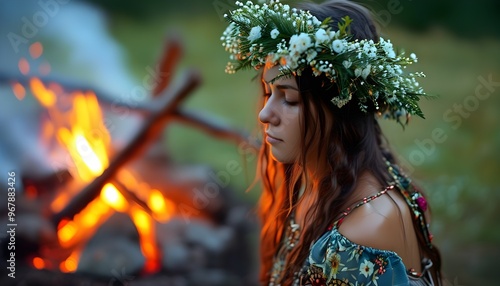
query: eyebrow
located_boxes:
[262,79,298,91]
[275,84,298,91]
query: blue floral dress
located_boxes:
[269,164,437,286]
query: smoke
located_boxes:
[0,0,143,190]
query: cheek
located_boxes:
[284,110,302,153]
[288,120,302,144]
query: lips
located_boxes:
[266,132,282,144]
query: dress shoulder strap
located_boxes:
[387,161,434,249]
[330,184,396,229]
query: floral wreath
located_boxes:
[221,0,432,125]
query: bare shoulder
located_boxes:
[337,188,413,254]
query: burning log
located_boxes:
[52,70,202,227]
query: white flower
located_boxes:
[410,52,418,62]
[248,26,262,42]
[354,67,362,77]
[283,55,298,69]
[342,60,352,69]
[387,90,398,103]
[380,38,396,58]
[289,33,313,54]
[361,64,371,79]
[331,39,345,53]
[270,28,280,39]
[312,17,322,26]
[363,42,377,58]
[329,30,339,39]
[306,49,317,62]
[314,28,329,45]
[359,260,374,277]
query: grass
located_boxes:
[107,10,500,285]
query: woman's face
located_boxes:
[259,65,302,164]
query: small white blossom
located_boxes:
[361,64,371,79]
[363,42,377,58]
[314,28,329,44]
[284,55,298,69]
[410,53,418,62]
[312,17,321,26]
[248,26,262,42]
[289,33,313,54]
[380,37,396,58]
[270,28,280,39]
[388,50,396,58]
[331,39,345,53]
[354,67,362,77]
[342,60,352,69]
[306,49,317,62]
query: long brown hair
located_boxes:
[257,1,441,285]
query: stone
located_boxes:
[162,240,190,273]
[77,237,144,278]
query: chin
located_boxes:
[270,150,294,164]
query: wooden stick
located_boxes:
[51,70,201,227]
[152,34,183,96]
[111,179,154,217]
[172,109,260,150]
[2,68,259,150]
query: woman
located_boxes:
[221,1,442,285]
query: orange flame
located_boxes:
[29,78,56,107]
[148,189,175,222]
[56,198,113,248]
[60,250,82,273]
[101,183,129,212]
[131,206,161,273]
[23,42,172,274]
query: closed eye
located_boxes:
[284,99,299,106]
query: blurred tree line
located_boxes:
[85,0,500,39]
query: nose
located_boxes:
[259,96,280,126]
